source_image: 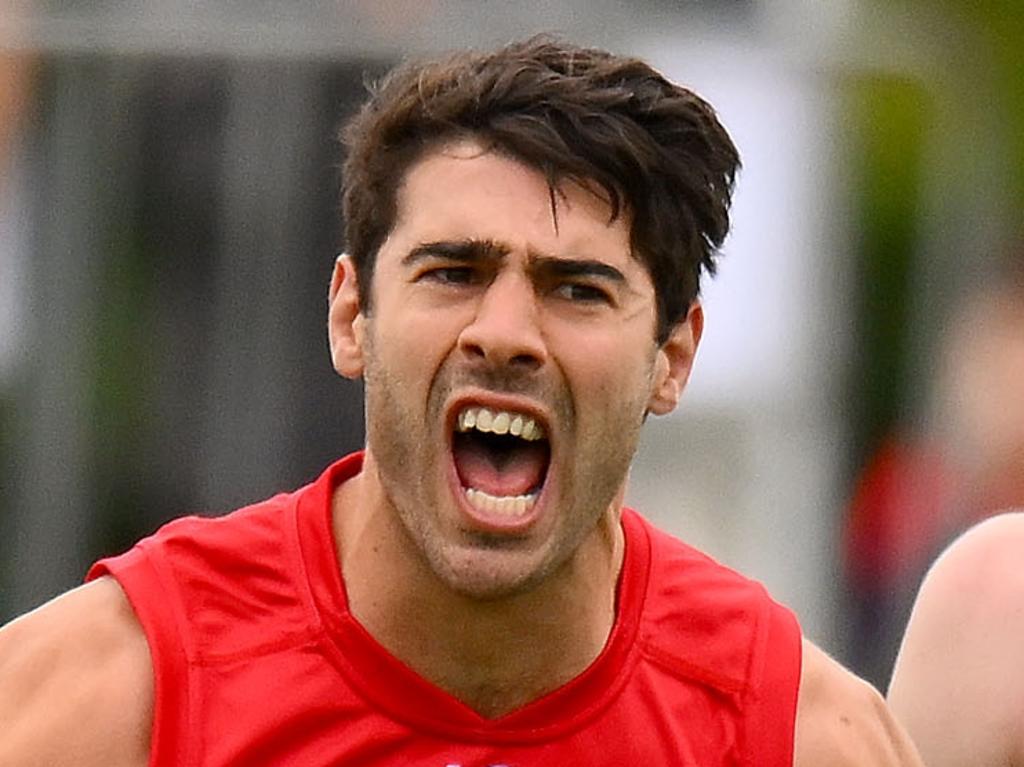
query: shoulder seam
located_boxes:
[191,628,323,666]
[638,636,746,695]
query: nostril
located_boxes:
[509,353,541,369]
[461,340,488,360]
[458,339,542,370]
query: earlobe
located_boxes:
[328,254,366,379]
[647,302,703,416]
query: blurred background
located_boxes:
[2,0,1023,690]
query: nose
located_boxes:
[457,272,547,371]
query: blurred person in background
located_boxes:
[843,255,1024,687]
[0,36,923,766]
[933,264,1024,519]
[888,510,1024,767]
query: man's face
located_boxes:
[335,140,696,599]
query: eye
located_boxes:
[554,282,613,305]
[419,266,477,285]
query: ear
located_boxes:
[647,302,704,416]
[328,254,366,379]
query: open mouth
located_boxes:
[451,406,551,519]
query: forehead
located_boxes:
[386,140,641,274]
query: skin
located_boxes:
[0,140,924,766]
[0,578,152,767]
[327,140,697,715]
[888,511,1024,767]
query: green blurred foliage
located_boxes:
[846,75,931,464]
[956,0,1024,210]
[848,0,1024,468]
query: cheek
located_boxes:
[561,338,656,408]
[378,312,450,366]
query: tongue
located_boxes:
[453,437,548,497]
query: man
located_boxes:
[888,510,1024,767]
[0,36,922,765]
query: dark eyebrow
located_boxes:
[401,239,509,266]
[401,240,627,285]
[529,255,626,284]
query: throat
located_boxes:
[452,432,549,497]
[400,593,617,719]
[364,538,625,719]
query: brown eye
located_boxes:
[422,267,476,285]
[555,282,612,304]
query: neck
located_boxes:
[333,457,626,718]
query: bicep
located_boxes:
[0,578,153,767]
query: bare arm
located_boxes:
[0,577,153,767]
[794,639,923,766]
[888,512,1024,767]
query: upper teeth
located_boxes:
[456,407,546,441]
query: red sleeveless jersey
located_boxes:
[88,452,801,766]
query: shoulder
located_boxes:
[640,517,798,688]
[0,577,152,767]
[641,514,776,606]
[794,639,922,767]
[897,511,1024,650]
[904,511,1024,609]
[887,511,1024,767]
[146,495,294,558]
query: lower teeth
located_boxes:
[464,487,536,517]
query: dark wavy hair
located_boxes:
[340,35,740,344]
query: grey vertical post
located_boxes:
[5,58,140,615]
[196,61,323,512]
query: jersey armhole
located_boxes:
[88,545,193,767]
[743,599,802,767]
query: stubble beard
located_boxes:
[360,333,652,602]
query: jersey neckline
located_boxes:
[292,452,653,743]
